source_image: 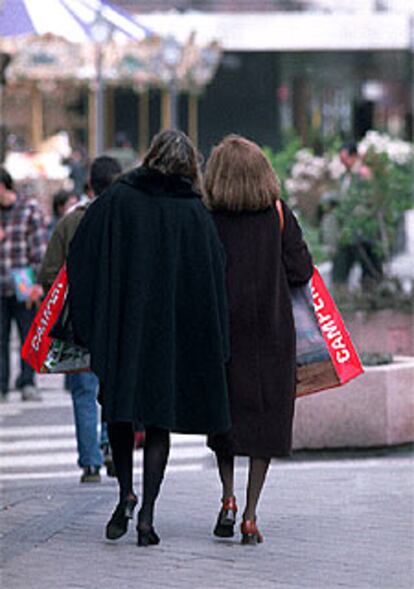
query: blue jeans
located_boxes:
[70,372,103,468]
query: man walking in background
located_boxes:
[332,141,382,287]
[39,156,122,483]
[0,167,47,402]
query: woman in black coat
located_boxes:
[67,130,231,546]
[204,135,313,544]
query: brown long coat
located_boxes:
[208,202,313,458]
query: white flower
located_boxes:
[386,141,413,165]
[359,131,413,165]
[327,156,346,180]
[285,179,296,194]
[291,162,307,178]
[296,149,314,163]
[295,179,312,192]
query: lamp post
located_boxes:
[90,12,112,156]
[161,36,182,130]
[186,42,222,146]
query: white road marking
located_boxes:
[0,445,211,468]
[2,388,409,484]
[0,426,204,445]
[0,463,203,482]
[0,438,76,452]
[0,425,76,438]
[0,399,72,412]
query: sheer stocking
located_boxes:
[138,427,170,528]
[107,422,135,502]
[216,453,235,500]
[244,457,270,520]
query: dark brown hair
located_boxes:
[204,135,280,211]
[142,129,202,191]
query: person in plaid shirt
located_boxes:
[0,167,47,401]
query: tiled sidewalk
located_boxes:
[1,343,413,588]
[1,437,413,587]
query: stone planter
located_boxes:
[292,356,414,449]
[342,309,414,356]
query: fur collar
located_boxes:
[119,166,200,199]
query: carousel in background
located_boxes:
[0,0,221,219]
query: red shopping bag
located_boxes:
[294,267,364,397]
[21,266,68,372]
[275,199,363,397]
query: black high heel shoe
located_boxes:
[106,494,137,540]
[137,524,160,547]
[213,496,238,538]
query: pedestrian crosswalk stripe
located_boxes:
[0,425,76,438]
[0,463,204,482]
[1,456,410,483]
[0,398,72,412]
[0,409,212,482]
[0,424,204,446]
[0,445,211,469]
[0,438,76,452]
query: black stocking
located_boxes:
[107,422,135,503]
[138,427,170,528]
[244,457,270,520]
[215,453,235,500]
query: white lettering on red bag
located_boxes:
[312,285,351,365]
[30,281,65,352]
[336,349,351,363]
[313,293,325,312]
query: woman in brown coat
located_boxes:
[205,135,313,544]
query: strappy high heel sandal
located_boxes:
[240,518,264,545]
[105,494,137,540]
[213,496,238,538]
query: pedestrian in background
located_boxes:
[66,145,89,196]
[0,167,47,402]
[67,130,231,546]
[204,135,313,544]
[39,156,122,483]
[332,141,382,287]
[48,189,79,237]
[104,131,137,171]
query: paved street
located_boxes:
[1,355,413,589]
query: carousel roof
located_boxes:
[0,0,221,91]
[0,0,153,42]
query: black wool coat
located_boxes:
[208,203,313,458]
[67,167,231,435]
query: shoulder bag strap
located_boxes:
[275,199,285,232]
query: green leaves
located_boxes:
[263,133,414,272]
[336,149,413,262]
[263,138,302,199]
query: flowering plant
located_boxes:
[264,141,337,262]
[264,132,414,272]
[337,133,413,264]
[358,131,413,166]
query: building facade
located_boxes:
[2,1,412,156]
